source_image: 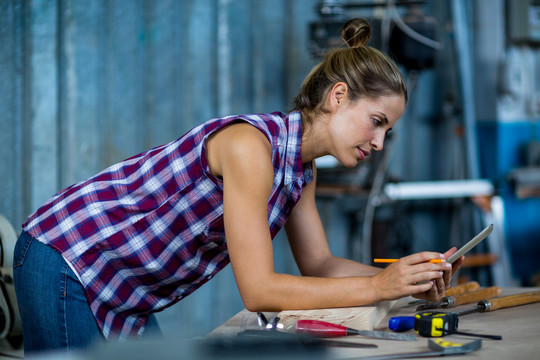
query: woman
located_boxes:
[14,18,462,353]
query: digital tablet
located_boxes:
[447,224,494,264]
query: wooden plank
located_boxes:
[277,301,396,331]
[206,308,259,337]
[207,301,397,337]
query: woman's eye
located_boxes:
[373,118,382,126]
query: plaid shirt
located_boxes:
[23,111,313,340]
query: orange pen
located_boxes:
[373,258,445,263]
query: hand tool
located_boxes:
[295,319,416,341]
[390,311,502,339]
[352,338,482,360]
[257,312,284,330]
[236,329,378,348]
[455,290,540,315]
[416,286,502,311]
[392,290,540,334]
[444,281,480,296]
[446,223,493,263]
[414,312,501,340]
[388,316,416,332]
[406,281,480,307]
[254,313,378,348]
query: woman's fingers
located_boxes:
[371,248,463,302]
[397,252,454,301]
[372,258,447,300]
[428,281,439,300]
[401,251,445,265]
[443,268,452,287]
[440,246,464,290]
[412,280,435,294]
[435,276,446,297]
[412,279,446,301]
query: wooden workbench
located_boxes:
[208,287,540,359]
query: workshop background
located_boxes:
[1,0,539,341]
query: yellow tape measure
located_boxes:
[414,312,459,337]
[432,338,464,348]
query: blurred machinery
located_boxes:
[310,0,517,286]
[507,141,540,199]
[309,0,438,70]
[504,1,540,199]
[0,214,22,348]
[311,0,440,190]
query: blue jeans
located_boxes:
[13,231,161,354]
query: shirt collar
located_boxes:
[284,111,313,186]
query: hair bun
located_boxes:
[340,18,371,48]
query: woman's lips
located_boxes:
[357,147,369,160]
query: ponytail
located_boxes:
[293,18,407,126]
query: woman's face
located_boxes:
[328,94,405,168]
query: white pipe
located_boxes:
[384,180,494,200]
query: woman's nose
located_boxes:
[371,132,385,151]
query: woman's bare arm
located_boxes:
[206,123,451,311]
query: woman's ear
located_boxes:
[329,82,348,110]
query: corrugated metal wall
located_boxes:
[0,0,319,338]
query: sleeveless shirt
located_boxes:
[23,111,313,339]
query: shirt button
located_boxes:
[207,275,213,280]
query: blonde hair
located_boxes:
[293,18,407,125]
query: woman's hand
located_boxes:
[370,252,453,302]
[441,246,464,291]
[410,247,464,302]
